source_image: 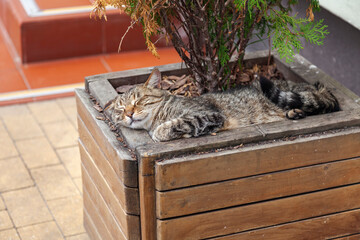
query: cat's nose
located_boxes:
[125,110,134,118]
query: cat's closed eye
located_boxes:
[137,95,163,106]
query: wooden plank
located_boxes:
[83,209,101,240]
[334,233,360,240]
[259,109,360,139]
[138,113,360,166]
[157,184,360,240]
[84,206,109,240]
[80,142,140,239]
[138,154,157,240]
[211,209,360,240]
[137,125,263,163]
[88,79,118,110]
[157,157,360,218]
[76,89,137,187]
[78,118,140,215]
[83,186,127,240]
[83,192,115,240]
[155,128,360,191]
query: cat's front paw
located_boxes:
[151,123,172,142]
[151,120,184,142]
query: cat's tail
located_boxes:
[259,76,340,116]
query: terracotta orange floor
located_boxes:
[35,0,91,10]
[0,27,181,106]
[0,0,182,106]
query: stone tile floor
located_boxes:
[0,96,89,240]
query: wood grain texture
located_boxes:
[211,208,360,240]
[76,89,137,187]
[80,142,140,239]
[157,157,360,218]
[83,209,102,240]
[157,184,360,240]
[138,110,360,166]
[155,128,360,191]
[83,187,127,240]
[83,163,139,240]
[334,233,360,240]
[138,154,157,240]
[83,190,116,240]
[78,118,140,215]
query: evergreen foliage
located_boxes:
[92,0,328,92]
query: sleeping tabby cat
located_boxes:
[106,68,340,142]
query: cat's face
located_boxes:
[107,68,168,130]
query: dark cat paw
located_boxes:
[286,109,306,120]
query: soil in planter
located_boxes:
[115,63,285,97]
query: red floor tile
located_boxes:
[22,56,108,89]
[35,0,91,10]
[0,38,17,71]
[0,69,27,93]
[104,47,182,72]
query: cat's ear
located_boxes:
[144,68,161,88]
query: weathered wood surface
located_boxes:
[84,195,114,240]
[259,109,360,139]
[78,118,139,215]
[211,208,360,240]
[335,233,360,240]
[83,209,102,240]
[138,154,157,240]
[138,109,360,163]
[83,183,127,240]
[157,157,360,218]
[76,89,138,187]
[155,128,360,191]
[80,141,140,239]
[157,184,360,240]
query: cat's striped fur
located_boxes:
[106,68,340,142]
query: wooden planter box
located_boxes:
[75,51,360,240]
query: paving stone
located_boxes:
[0,123,18,160]
[48,195,85,237]
[0,196,5,210]
[28,100,67,124]
[3,187,52,227]
[0,104,31,116]
[0,157,33,192]
[0,228,20,240]
[18,221,63,240]
[0,210,13,231]
[42,120,78,148]
[66,233,90,240]
[57,147,81,178]
[73,177,83,195]
[56,97,76,108]
[2,114,44,140]
[16,137,59,169]
[57,97,78,128]
[31,165,79,200]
